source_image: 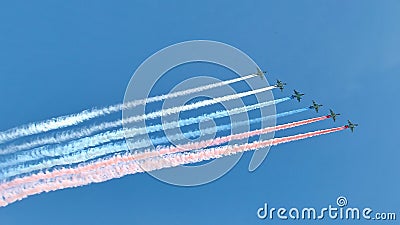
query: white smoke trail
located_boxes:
[0,126,346,207]
[0,86,277,155]
[0,97,288,168]
[0,98,289,179]
[0,74,257,144]
[1,125,340,192]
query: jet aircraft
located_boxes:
[345,120,359,132]
[255,68,267,79]
[327,109,341,122]
[275,80,287,91]
[291,90,304,102]
[309,100,323,113]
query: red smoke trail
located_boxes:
[185,115,330,150]
[0,125,346,207]
[271,126,346,145]
[0,116,329,190]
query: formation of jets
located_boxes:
[251,68,358,132]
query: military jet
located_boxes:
[255,68,267,79]
[309,100,323,113]
[345,120,358,132]
[327,109,341,122]
[291,90,304,102]
[275,80,287,91]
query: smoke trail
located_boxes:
[2,126,345,198]
[0,120,336,188]
[0,85,276,156]
[0,106,307,179]
[271,126,346,145]
[274,107,310,117]
[0,74,257,144]
[0,116,330,183]
[0,96,289,159]
[0,126,346,207]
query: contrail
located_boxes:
[0,86,278,155]
[0,121,337,189]
[0,96,289,160]
[0,74,257,144]
[0,105,303,179]
[0,126,346,207]
[0,117,333,187]
[0,101,296,179]
[273,107,310,117]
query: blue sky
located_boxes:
[0,1,399,224]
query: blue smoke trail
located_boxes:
[0,97,291,169]
[0,107,309,180]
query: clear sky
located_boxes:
[0,1,399,225]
